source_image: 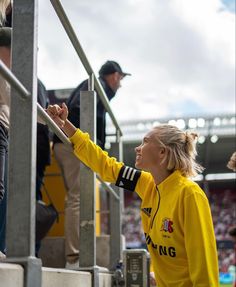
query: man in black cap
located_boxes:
[53,60,130,269]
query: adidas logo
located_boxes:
[119,181,124,186]
[141,207,152,217]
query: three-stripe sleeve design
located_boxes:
[115,165,141,191]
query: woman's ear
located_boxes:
[160,147,166,155]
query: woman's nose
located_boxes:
[135,145,140,152]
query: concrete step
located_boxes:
[0,263,24,287]
[42,267,91,287]
[0,263,112,287]
[39,235,125,269]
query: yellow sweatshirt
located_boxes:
[70,129,219,287]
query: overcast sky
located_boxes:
[38,0,235,122]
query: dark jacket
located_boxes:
[53,77,116,149]
[37,79,50,167]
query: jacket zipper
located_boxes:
[150,186,161,229]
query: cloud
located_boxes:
[38,0,235,121]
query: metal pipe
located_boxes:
[0,60,72,148]
[96,174,120,201]
[0,60,30,100]
[88,73,94,91]
[49,0,122,136]
[0,59,120,200]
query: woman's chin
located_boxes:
[135,161,141,169]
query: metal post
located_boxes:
[88,73,94,91]
[6,0,42,286]
[109,140,124,270]
[79,91,97,268]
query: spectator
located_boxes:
[35,79,51,256]
[36,79,51,201]
[47,104,219,286]
[53,60,130,269]
[0,26,11,258]
[227,152,236,172]
[0,0,11,27]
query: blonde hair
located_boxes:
[0,0,10,26]
[153,124,204,177]
[227,152,236,172]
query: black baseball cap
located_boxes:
[0,27,12,47]
[99,60,131,77]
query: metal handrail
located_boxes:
[0,61,120,201]
[0,59,70,147]
[0,60,30,100]
[97,175,120,201]
[49,0,122,137]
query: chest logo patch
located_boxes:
[160,218,174,233]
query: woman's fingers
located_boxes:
[46,104,67,128]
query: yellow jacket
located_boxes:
[70,129,219,287]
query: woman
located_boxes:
[47,103,219,287]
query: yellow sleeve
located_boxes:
[135,171,154,199]
[70,129,123,183]
[184,188,219,286]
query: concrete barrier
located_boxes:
[0,262,24,287]
[39,235,126,269]
[42,267,91,287]
[0,263,112,287]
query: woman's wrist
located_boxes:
[61,119,77,138]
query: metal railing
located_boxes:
[0,0,124,286]
[50,0,122,138]
[48,0,124,276]
[0,60,72,148]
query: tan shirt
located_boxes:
[0,74,10,130]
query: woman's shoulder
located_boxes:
[181,177,207,199]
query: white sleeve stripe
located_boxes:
[130,169,136,181]
[126,168,133,179]
[122,166,129,178]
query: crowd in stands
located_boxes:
[122,192,145,248]
[210,189,236,272]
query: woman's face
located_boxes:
[135,129,165,172]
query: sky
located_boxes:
[38,0,235,122]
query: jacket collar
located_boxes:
[157,170,184,194]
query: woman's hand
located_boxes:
[46,103,77,138]
[46,103,68,128]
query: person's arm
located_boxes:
[184,187,219,286]
[47,103,123,183]
[47,103,144,191]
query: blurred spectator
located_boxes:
[0,26,11,258]
[0,0,11,27]
[227,152,236,172]
[35,79,51,257]
[229,226,236,241]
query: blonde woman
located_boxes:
[47,103,219,287]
